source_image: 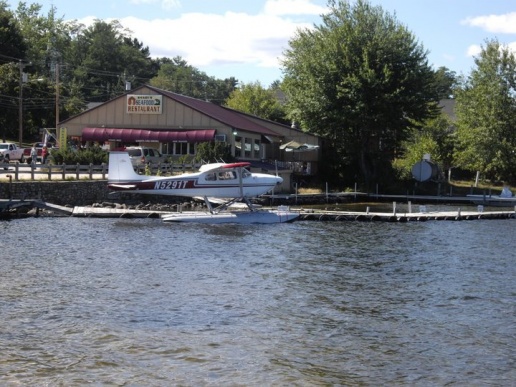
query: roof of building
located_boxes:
[144,85,285,137]
[61,84,299,139]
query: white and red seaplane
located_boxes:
[107,151,299,224]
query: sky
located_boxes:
[5,0,516,86]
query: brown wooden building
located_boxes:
[59,85,321,179]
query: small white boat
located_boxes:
[161,206,299,224]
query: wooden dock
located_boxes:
[295,208,515,222]
[72,206,169,218]
[70,206,515,221]
[1,200,514,221]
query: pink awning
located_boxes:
[82,128,215,142]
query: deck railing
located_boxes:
[0,162,204,181]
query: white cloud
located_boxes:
[73,1,326,78]
[114,11,314,69]
[466,44,482,58]
[461,12,516,34]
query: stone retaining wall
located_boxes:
[0,180,185,206]
[0,180,110,206]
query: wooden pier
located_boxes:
[295,208,515,222]
[1,199,514,222]
[69,206,515,221]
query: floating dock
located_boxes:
[1,200,514,222]
[295,209,515,222]
[70,206,514,222]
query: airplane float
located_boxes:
[107,151,299,224]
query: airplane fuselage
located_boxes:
[108,175,279,198]
[107,151,281,198]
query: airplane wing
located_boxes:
[199,162,250,172]
[220,162,251,169]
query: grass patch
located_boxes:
[298,187,323,194]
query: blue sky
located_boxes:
[6,0,516,86]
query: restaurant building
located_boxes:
[59,85,321,187]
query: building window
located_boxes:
[244,138,251,158]
[254,139,260,158]
[164,142,196,155]
[235,136,242,158]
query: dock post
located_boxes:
[366,206,370,214]
[393,202,397,216]
[408,201,412,214]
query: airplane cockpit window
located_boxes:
[205,173,216,181]
[217,171,237,180]
[242,169,251,178]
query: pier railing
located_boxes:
[0,161,204,181]
[1,162,109,180]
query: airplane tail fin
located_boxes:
[108,151,145,182]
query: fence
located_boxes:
[0,161,204,181]
[1,162,108,181]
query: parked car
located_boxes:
[0,142,24,162]
[125,146,166,167]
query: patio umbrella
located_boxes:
[280,140,319,152]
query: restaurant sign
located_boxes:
[126,94,162,114]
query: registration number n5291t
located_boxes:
[154,180,189,190]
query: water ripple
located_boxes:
[0,217,514,385]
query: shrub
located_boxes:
[50,146,108,165]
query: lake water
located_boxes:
[1,216,515,386]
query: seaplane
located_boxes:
[107,151,299,224]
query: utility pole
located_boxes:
[55,62,59,130]
[18,61,28,147]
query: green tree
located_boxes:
[0,2,27,141]
[150,56,237,104]
[194,141,233,163]
[433,66,457,99]
[1,2,76,139]
[70,20,155,102]
[281,0,439,186]
[454,39,516,183]
[0,1,26,60]
[224,81,288,123]
[394,114,455,179]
